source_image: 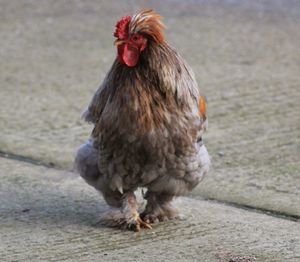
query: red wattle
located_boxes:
[121,43,140,67]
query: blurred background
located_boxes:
[0,0,299,218]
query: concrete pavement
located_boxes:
[1,157,299,262]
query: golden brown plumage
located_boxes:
[76,9,210,231]
[129,9,165,44]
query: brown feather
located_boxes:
[199,95,207,120]
[129,9,165,44]
[88,40,208,191]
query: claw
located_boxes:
[130,211,152,231]
[117,186,123,194]
[137,217,152,230]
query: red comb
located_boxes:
[114,16,131,39]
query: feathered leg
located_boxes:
[75,139,123,207]
[98,192,152,231]
[75,139,102,186]
[76,140,151,231]
[141,192,179,223]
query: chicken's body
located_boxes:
[75,10,210,230]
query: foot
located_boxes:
[141,205,180,224]
[128,210,152,232]
[97,208,152,231]
[98,192,152,231]
[141,193,180,224]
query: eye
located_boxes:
[132,35,139,41]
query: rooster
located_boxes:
[75,9,210,231]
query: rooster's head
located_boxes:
[114,9,164,67]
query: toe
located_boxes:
[157,214,169,222]
[142,214,159,224]
[137,217,152,229]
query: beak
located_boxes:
[114,39,126,46]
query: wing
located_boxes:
[81,82,110,124]
[82,61,119,124]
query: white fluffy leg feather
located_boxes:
[97,193,152,231]
[97,206,139,228]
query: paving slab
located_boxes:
[1,157,300,262]
[0,0,299,221]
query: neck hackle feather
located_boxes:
[114,9,165,44]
